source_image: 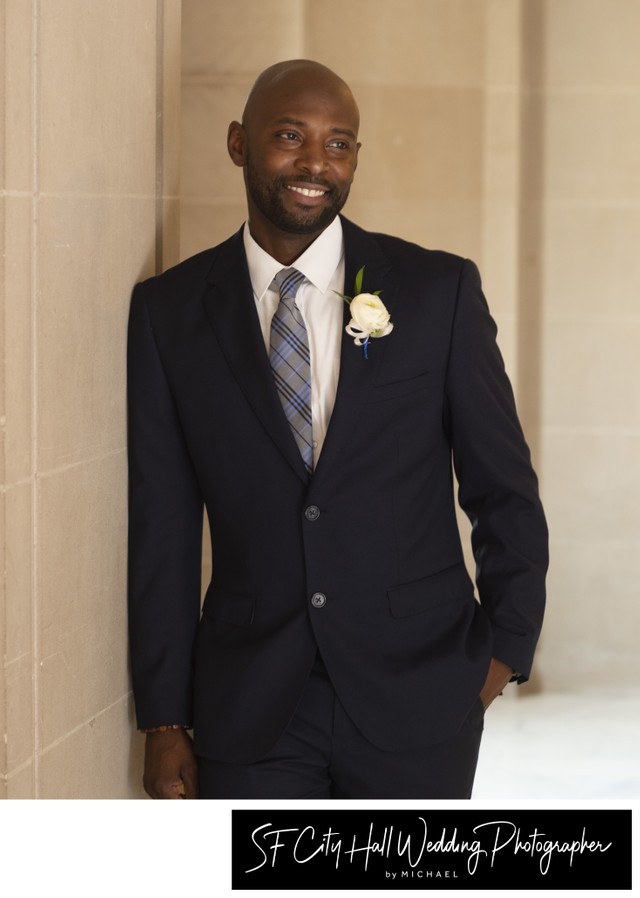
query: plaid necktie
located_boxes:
[269,268,313,475]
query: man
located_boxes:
[128,60,548,799]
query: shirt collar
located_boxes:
[243,216,344,302]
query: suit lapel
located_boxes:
[200,220,398,489]
[201,229,310,483]
[312,218,398,486]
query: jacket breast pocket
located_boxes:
[368,370,431,403]
[388,564,475,619]
[201,587,255,627]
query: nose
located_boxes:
[295,138,328,175]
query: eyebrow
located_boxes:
[273,117,357,140]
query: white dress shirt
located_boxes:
[243,217,345,467]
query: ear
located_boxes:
[353,141,361,173]
[227,121,247,167]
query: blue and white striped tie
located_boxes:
[269,268,314,475]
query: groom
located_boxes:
[127,59,548,799]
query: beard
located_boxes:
[244,154,352,235]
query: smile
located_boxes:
[286,185,327,197]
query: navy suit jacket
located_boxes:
[127,216,548,763]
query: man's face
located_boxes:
[233,75,360,239]
[244,140,354,236]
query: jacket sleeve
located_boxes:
[444,259,548,679]
[127,282,204,728]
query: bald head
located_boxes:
[227,59,361,261]
[242,60,360,134]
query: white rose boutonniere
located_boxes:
[339,267,393,358]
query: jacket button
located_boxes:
[311,592,326,608]
[305,505,320,522]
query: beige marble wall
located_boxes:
[532,0,640,687]
[1,0,181,798]
[180,0,640,694]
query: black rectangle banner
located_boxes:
[232,809,631,890]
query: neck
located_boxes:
[246,218,325,266]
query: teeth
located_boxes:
[288,186,326,197]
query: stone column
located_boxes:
[1,0,181,799]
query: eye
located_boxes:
[276,131,301,142]
[327,139,350,151]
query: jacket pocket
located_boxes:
[368,370,431,403]
[388,563,474,618]
[201,587,255,627]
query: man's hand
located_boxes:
[479,657,514,712]
[143,728,198,799]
